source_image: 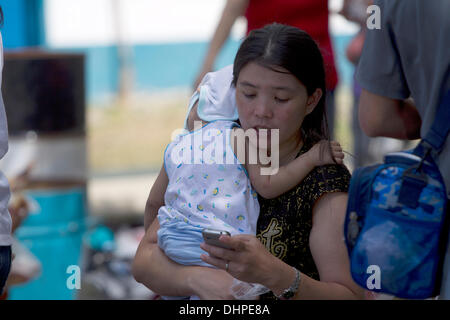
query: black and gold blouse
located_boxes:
[256,143,351,300]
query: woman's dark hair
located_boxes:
[0,6,3,27]
[232,23,330,148]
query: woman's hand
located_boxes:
[190,267,236,300]
[200,234,286,288]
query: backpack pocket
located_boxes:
[350,204,442,299]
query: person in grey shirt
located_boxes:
[356,0,449,299]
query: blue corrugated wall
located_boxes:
[0,0,45,48]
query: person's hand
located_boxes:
[9,193,29,233]
[189,266,236,300]
[307,140,344,166]
[200,234,278,286]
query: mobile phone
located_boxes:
[202,228,233,249]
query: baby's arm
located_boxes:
[247,140,344,199]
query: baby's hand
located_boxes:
[308,140,344,166]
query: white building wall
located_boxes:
[45,0,246,47]
[44,0,357,48]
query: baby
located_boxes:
[152,65,344,299]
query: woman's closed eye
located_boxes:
[243,92,256,99]
[274,96,290,103]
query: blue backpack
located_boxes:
[344,91,450,299]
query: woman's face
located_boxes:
[235,62,321,148]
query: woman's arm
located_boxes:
[246,141,344,199]
[133,219,197,297]
[200,192,365,299]
[138,165,198,296]
[133,218,236,299]
[144,165,168,231]
[295,192,365,299]
[134,166,235,298]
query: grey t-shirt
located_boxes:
[356,0,450,299]
[357,0,450,192]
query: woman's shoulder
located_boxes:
[259,164,350,204]
[307,163,351,182]
[302,164,351,205]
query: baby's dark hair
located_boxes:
[232,23,330,148]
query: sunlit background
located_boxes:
[0,0,406,300]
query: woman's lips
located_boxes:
[253,126,271,131]
[253,126,273,139]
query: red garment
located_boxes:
[245,0,338,90]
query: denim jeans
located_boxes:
[0,246,11,295]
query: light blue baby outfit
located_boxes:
[157,120,259,267]
[158,66,269,300]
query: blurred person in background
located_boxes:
[0,193,33,300]
[356,0,450,299]
[193,0,339,139]
[0,5,13,296]
[340,0,373,167]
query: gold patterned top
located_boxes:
[256,143,351,300]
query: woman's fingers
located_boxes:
[200,252,228,270]
[219,234,249,251]
[200,241,236,262]
[200,235,251,270]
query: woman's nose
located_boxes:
[254,98,273,118]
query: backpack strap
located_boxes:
[423,90,450,154]
[401,90,450,208]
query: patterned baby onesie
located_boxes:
[157,120,260,266]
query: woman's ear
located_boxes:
[305,88,323,115]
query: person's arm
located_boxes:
[199,192,365,299]
[134,166,235,299]
[144,165,168,231]
[295,192,366,299]
[339,0,372,25]
[133,215,236,299]
[193,0,249,89]
[358,89,421,140]
[355,2,421,141]
[246,140,344,199]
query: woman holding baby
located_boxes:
[132,23,365,300]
